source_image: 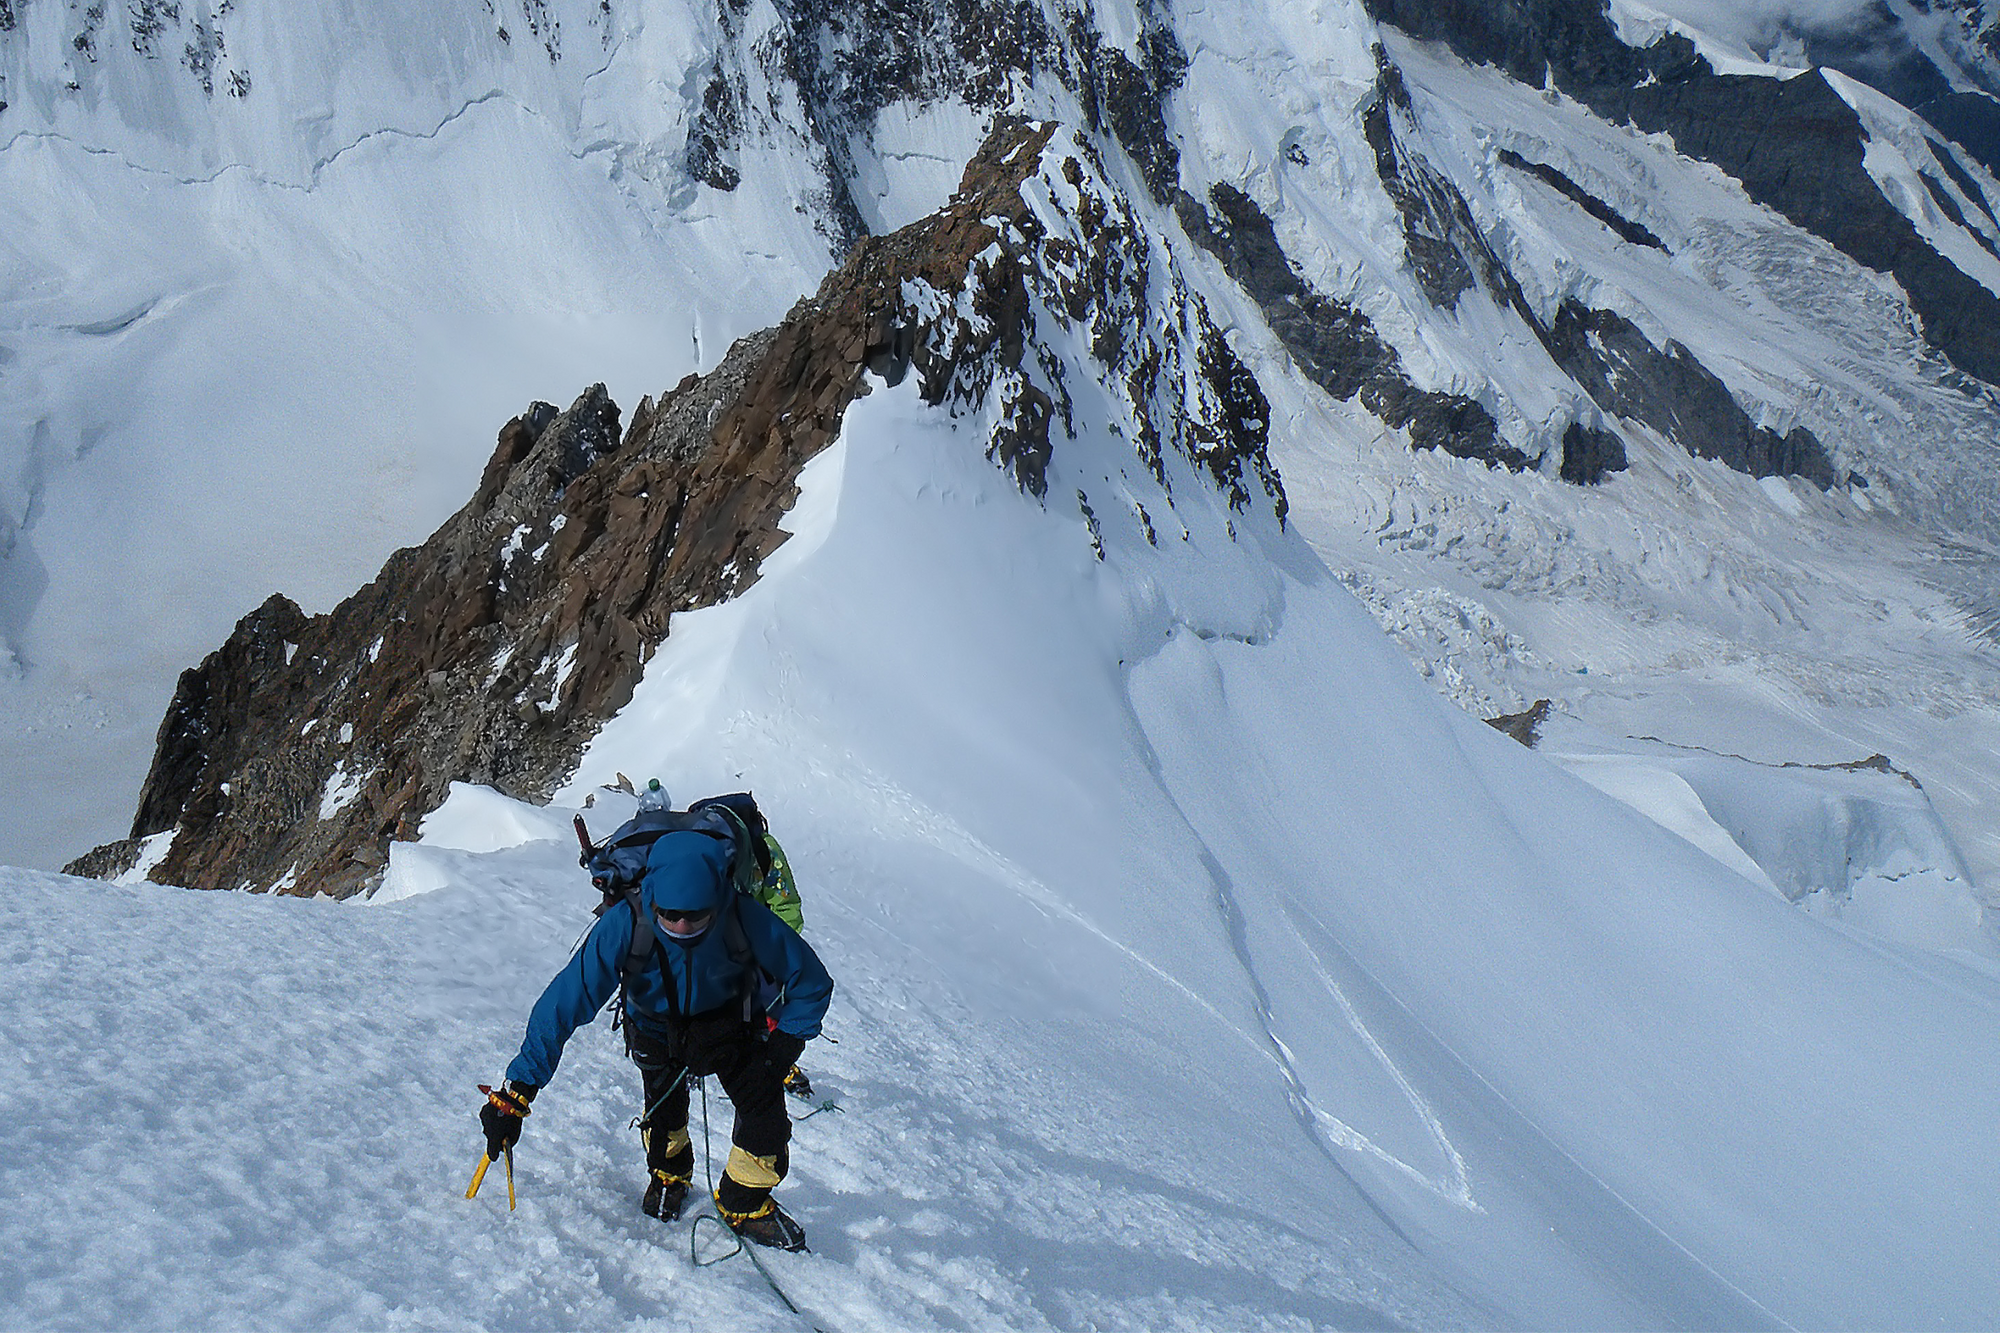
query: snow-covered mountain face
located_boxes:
[15,0,2000,884]
[11,1,2000,1328]
[1639,0,2000,175]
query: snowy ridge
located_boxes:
[61,115,1292,900]
[13,328,2000,1325]
[14,0,2000,871]
[11,0,2000,1323]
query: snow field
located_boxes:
[8,322,2000,1329]
[562,368,2000,1326]
[7,3,2000,1325]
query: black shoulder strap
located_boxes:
[721,894,752,968]
[621,887,655,980]
[720,896,777,1024]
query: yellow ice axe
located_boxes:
[466,1153,493,1200]
[464,1151,519,1211]
[469,1083,528,1210]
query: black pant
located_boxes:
[628,1009,798,1213]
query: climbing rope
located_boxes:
[686,1075,826,1332]
[631,1066,690,1134]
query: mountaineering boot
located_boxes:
[642,1170,689,1222]
[640,1121,694,1221]
[716,1195,809,1251]
[783,1065,815,1101]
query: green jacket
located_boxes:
[755,832,804,932]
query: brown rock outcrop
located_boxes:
[69,115,1285,897]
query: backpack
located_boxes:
[574,793,779,1024]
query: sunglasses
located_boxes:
[654,908,714,924]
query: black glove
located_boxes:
[479,1081,535,1158]
[763,1031,807,1074]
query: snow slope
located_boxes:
[9,368,2000,1329]
[10,2,2000,1324]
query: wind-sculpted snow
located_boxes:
[282,369,2000,1325]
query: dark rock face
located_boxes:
[1070,7,1190,204]
[1175,181,1526,471]
[1182,41,1829,490]
[1920,91,2000,178]
[61,837,144,882]
[1919,170,2000,259]
[1800,2,1955,110]
[1545,303,1837,487]
[1354,43,1836,488]
[1560,422,1627,485]
[71,117,1283,897]
[1486,698,1552,747]
[1361,0,1658,94]
[1364,0,2000,389]
[129,592,313,841]
[893,127,1285,518]
[1497,149,1666,251]
[1619,71,2000,389]
[682,0,1191,252]
[1362,58,1476,309]
[1366,55,1645,475]
[1929,139,2000,228]
[684,1,751,194]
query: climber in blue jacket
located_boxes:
[480,828,832,1250]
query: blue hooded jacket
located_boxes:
[506,830,833,1088]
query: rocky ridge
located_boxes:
[672,0,1748,485]
[66,115,1285,896]
[679,0,1192,252]
[687,0,1990,489]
